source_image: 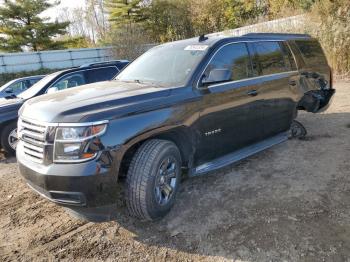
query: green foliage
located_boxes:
[224,0,266,29]
[61,36,93,49]
[106,0,143,25]
[107,0,266,43]
[310,0,350,75]
[104,0,349,76]
[142,0,194,42]
[0,0,70,52]
[268,0,316,18]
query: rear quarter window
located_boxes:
[85,66,119,83]
[295,40,328,67]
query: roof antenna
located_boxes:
[199,34,208,42]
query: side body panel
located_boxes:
[193,79,265,165]
[289,39,335,112]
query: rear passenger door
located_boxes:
[84,66,119,84]
[249,41,299,138]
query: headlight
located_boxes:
[54,122,108,163]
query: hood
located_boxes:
[20,80,172,123]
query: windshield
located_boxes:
[0,79,17,92]
[18,72,60,99]
[116,43,209,87]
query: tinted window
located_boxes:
[117,62,129,71]
[280,42,297,70]
[28,78,41,86]
[7,80,30,94]
[49,72,86,92]
[295,40,328,67]
[85,67,119,83]
[204,43,251,82]
[253,42,287,75]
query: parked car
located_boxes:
[0,75,45,98]
[0,60,129,154]
[16,34,334,221]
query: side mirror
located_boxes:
[5,88,13,93]
[201,68,231,86]
[47,87,58,94]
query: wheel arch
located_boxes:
[0,118,18,148]
[117,125,196,178]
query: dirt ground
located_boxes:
[0,81,350,262]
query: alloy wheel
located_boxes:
[154,156,178,206]
[8,128,18,150]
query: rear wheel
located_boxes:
[1,122,18,155]
[126,139,181,221]
[289,120,307,139]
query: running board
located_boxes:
[190,132,289,177]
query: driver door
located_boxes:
[194,42,265,166]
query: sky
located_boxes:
[42,0,86,20]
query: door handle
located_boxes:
[247,90,258,96]
[289,80,297,86]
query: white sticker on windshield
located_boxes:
[184,45,209,51]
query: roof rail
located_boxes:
[79,60,129,68]
[242,33,312,39]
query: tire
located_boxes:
[126,139,182,221]
[1,122,18,155]
[289,120,307,139]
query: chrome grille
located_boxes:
[18,118,47,163]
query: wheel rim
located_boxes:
[8,128,18,150]
[290,121,306,138]
[155,156,178,206]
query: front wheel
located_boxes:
[1,122,18,155]
[126,139,182,221]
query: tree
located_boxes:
[0,0,70,52]
[106,0,143,26]
[85,0,109,41]
[142,0,194,42]
[267,0,316,18]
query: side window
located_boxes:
[29,78,41,86]
[7,81,29,94]
[204,43,252,83]
[117,62,129,71]
[295,40,328,67]
[49,72,86,92]
[252,41,287,75]
[85,67,119,83]
[6,81,21,93]
[280,42,297,70]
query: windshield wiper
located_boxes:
[134,79,166,87]
[117,79,166,88]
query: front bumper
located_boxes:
[17,142,119,208]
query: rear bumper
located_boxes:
[316,88,335,113]
[17,142,119,208]
[298,88,335,113]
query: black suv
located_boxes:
[17,34,334,221]
[0,60,129,154]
